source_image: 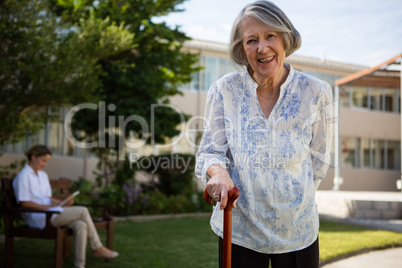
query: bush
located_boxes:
[131,191,203,215]
[0,159,25,179]
[73,177,96,204]
[0,160,26,234]
[76,153,210,216]
[138,153,196,198]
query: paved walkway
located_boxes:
[321,247,402,268]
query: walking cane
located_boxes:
[204,187,240,268]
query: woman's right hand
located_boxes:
[64,196,74,207]
[206,164,236,210]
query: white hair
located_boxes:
[229,0,302,66]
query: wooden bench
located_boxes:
[1,177,115,268]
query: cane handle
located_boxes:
[204,187,240,208]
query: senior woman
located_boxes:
[195,1,333,267]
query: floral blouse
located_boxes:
[195,64,333,253]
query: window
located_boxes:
[341,137,358,168]
[301,70,342,90]
[352,87,368,108]
[48,108,65,156]
[387,140,400,170]
[340,87,351,108]
[1,107,94,158]
[340,86,399,113]
[384,89,398,112]
[341,137,400,170]
[192,72,199,91]
[202,56,236,91]
[373,140,385,169]
[30,129,46,147]
[362,138,371,168]
[370,89,383,111]
[180,56,236,92]
[178,70,199,91]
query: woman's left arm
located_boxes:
[310,82,334,189]
[50,196,74,206]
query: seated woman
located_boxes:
[13,145,118,268]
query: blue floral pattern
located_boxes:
[195,65,333,253]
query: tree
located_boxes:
[54,0,200,186]
[0,0,134,145]
[0,0,199,188]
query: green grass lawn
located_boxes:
[1,216,402,267]
[319,220,402,262]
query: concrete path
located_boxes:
[321,247,402,268]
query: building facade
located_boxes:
[1,39,400,191]
[167,40,401,192]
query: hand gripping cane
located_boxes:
[204,187,240,268]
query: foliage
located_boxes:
[1,0,199,193]
[0,159,26,232]
[114,155,136,187]
[0,0,134,145]
[72,177,97,204]
[71,153,209,216]
[58,0,200,186]
[0,159,26,179]
[117,153,210,216]
[0,160,31,234]
[138,153,196,197]
[0,0,202,218]
[69,177,208,216]
[119,190,208,216]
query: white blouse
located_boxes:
[13,164,63,229]
[195,64,333,253]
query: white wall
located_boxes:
[0,153,99,182]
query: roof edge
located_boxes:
[335,53,402,86]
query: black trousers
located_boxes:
[219,237,319,268]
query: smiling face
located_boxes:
[30,154,51,173]
[241,16,286,81]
